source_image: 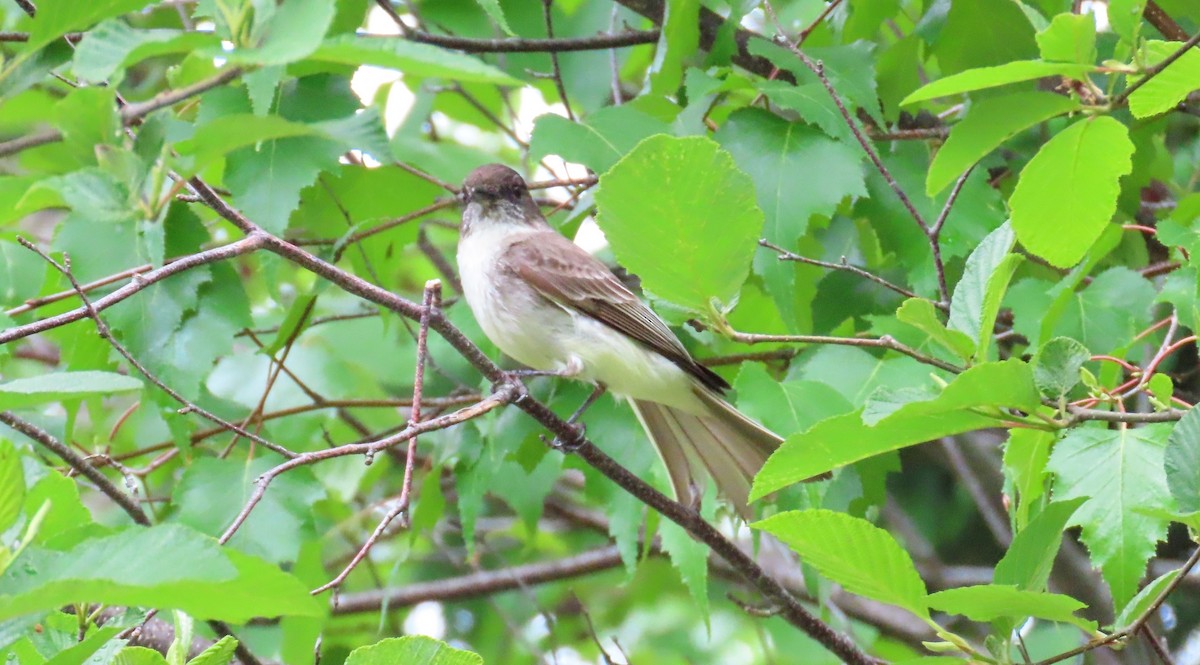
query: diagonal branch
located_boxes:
[187,177,881,665]
[0,67,243,159]
[0,411,150,525]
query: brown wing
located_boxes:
[501,231,729,392]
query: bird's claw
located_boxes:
[546,422,586,452]
[494,371,530,403]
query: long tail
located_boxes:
[629,389,784,520]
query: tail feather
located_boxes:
[629,398,696,505]
[630,392,784,520]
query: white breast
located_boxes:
[457,223,566,370]
[457,221,702,413]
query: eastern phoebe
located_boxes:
[457,164,801,518]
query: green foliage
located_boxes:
[1010,117,1135,268]
[752,361,1041,499]
[754,510,929,619]
[1048,425,1173,608]
[345,636,482,665]
[596,135,763,313]
[0,524,320,621]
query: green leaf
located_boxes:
[1047,424,1172,609]
[528,107,670,175]
[227,0,334,65]
[172,458,324,565]
[1165,406,1200,513]
[1149,373,1173,408]
[474,0,514,36]
[933,0,1037,75]
[0,440,21,535]
[1113,568,1178,629]
[994,498,1085,591]
[1033,337,1091,398]
[0,371,142,409]
[345,636,482,665]
[1128,40,1200,119]
[1108,0,1148,44]
[1010,116,1135,268]
[108,258,250,400]
[901,61,1095,105]
[184,636,237,665]
[649,0,700,96]
[927,585,1095,631]
[115,646,169,665]
[753,509,929,618]
[46,628,125,665]
[733,363,855,438]
[749,41,884,126]
[1036,14,1097,64]
[716,108,865,325]
[752,360,1041,499]
[309,35,522,86]
[948,221,1021,358]
[896,298,975,360]
[72,23,214,85]
[22,0,156,55]
[224,136,343,235]
[595,135,763,312]
[23,472,92,546]
[0,524,321,622]
[926,92,1079,196]
[659,518,709,621]
[175,115,319,173]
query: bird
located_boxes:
[456,163,802,518]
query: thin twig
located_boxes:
[931,167,973,237]
[729,329,963,374]
[0,238,264,347]
[0,68,243,159]
[310,280,442,594]
[219,388,515,545]
[1113,30,1200,106]
[541,0,576,121]
[759,239,924,304]
[1031,545,1200,665]
[5,263,154,317]
[0,412,149,525]
[15,237,297,459]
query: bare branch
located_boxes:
[1113,30,1200,106]
[0,67,244,159]
[15,237,296,460]
[0,411,150,525]
[0,236,264,346]
[759,239,924,304]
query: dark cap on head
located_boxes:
[463,164,530,202]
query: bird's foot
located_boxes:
[544,422,587,453]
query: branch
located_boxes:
[15,237,296,459]
[0,236,264,346]
[333,544,626,613]
[1032,544,1200,665]
[0,411,149,525]
[312,280,442,594]
[0,67,243,159]
[729,329,964,374]
[188,178,880,665]
[218,389,515,545]
[759,239,923,304]
[1113,30,1200,107]
[401,28,659,53]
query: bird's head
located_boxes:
[460,164,543,235]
